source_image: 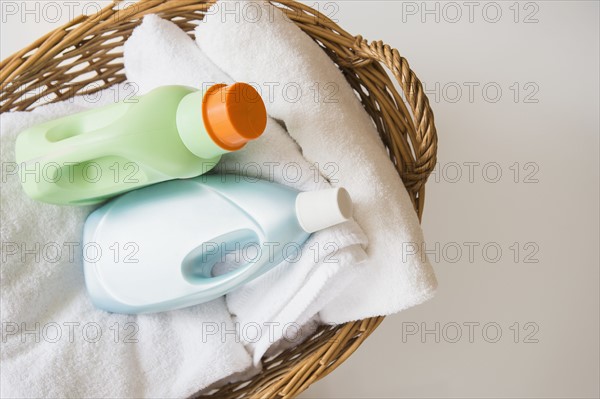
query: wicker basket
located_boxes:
[0,0,438,397]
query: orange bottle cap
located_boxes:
[202,83,267,151]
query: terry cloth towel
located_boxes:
[195,0,438,323]
[0,87,253,398]
[124,14,369,365]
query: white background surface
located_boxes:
[1,1,599,398]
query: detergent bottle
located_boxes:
[83,175,353,314]
[15,83,267,205]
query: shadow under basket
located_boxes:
[0,0,438,397]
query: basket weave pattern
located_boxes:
[0,1,438,397]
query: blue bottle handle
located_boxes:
[179,229,282,301]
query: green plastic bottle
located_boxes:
[15,83,267,205]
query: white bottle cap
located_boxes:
[295,187,353,233]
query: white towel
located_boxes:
[195,0,437,323]
[123,15,230,92]
[0,88,253,398]
[124,14,369,364]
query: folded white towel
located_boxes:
[196,0,437,323]
[124,14,368,364]
[124,15,230,92]
[0,88,253,398]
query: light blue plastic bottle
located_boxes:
[83,174,353,314]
